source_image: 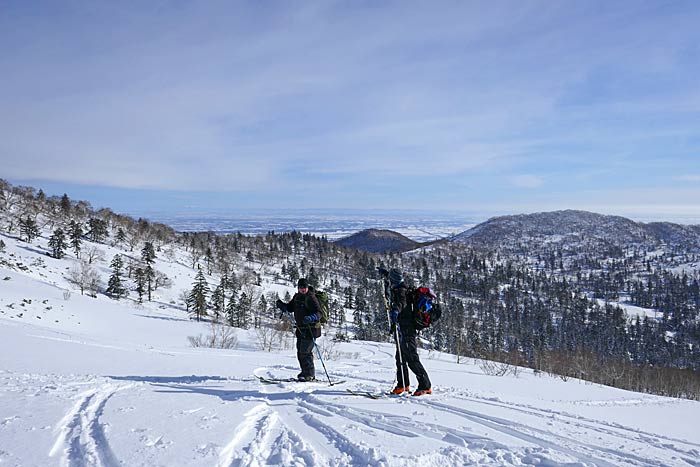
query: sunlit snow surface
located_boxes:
[1,231,700,467]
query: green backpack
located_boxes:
[314,289,330,324]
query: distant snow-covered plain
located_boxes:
[146,209,482,242]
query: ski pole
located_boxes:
[310,331,333,386]
[379,277,405,389]
[279,306,334,386]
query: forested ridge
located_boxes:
[2,180,699,399]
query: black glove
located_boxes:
[390,309,399,325]
[275,299,287,313]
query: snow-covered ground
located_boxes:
[1,232,700,466]
[595,298,660,321]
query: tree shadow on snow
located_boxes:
[15,243,50,257]
[147,299,189,313]
[158,385,352,403]
[133,313,191,323]
[107,375,230,384]
[153,384,300,402]
[106,375,351,403]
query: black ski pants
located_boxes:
[395,327,431,390]
[296,337,315,378]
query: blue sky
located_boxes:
[2,1,700,219]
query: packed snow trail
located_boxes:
[30,370,694,466]
[49,383,134,467]
[3,340,700,466]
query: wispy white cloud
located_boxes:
[675,175,700,182]
[509,175,544,189]
[1,1,699,214]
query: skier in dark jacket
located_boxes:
[387,268,432,396]
[277,278,322,381]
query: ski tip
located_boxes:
[346,388,382,399]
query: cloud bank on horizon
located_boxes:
[2,1,699,216]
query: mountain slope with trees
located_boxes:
[335,228,421,253]
[1,180,698,399]
[453,209,700,253]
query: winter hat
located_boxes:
[388,268,403,285]
[297,278,309,288]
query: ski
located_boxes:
[257,376,298,384]
[256,375,346,386]
[346,388,384,399]
[345,388,417,399]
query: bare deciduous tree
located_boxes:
[188,322,238,349]
[67,261,101,296]
[84,245,106,264]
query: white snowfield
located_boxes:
[1,233,700,467]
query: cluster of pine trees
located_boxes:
[1,181,176,298]
[495,242,700,373]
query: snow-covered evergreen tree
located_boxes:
[188,267,209,322]
[134,268,146,304]
[88,218,108,243]
[69,220,83,258]
[59,193,71,217]
[141,241,156,264]
[141,242,156,301]
[106,254,127,299]
[19,217,39,243]
[225,292,237,326]
[210,275,227,321]
[48,228,66,259]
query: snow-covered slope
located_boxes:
[453,210,654,247]
[1,232,699,467]
[452,209,700,252]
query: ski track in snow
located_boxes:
[37,366,700,467]
[3,365,697,467]
[50,383,134,467]
[416,396,700,467]
[216,402,323,467]
[3,366,695,467]
[237,371,700,467]
[443,391,700,461]
[228,373,596,466]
